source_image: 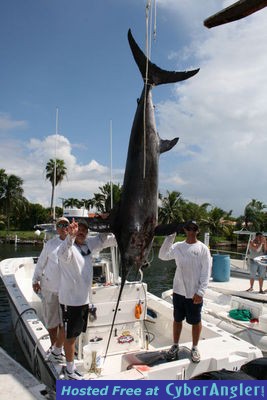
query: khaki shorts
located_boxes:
[41,289,63,329]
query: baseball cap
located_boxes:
[56,217,70,226]
[184,220,199,230]
[78,219,89,229]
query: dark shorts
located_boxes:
[60,304,89,339]
[173,292,203,325]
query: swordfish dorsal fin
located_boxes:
[128,29,200,86]
[160,137,179,154]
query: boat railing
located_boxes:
[210,248,247,259]
[210,248,249,272]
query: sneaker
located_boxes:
[191,348,200,363]
[48,351,65,363]
[64,368,84,380]
[44,347,52,361]
[165,344,179,361]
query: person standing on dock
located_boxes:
[158,220,212,363]
[57,218,116,380]
[246,232,266,294]
[32,216,70,362]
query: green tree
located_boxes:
[0,172,28,233]
[91,183,122,213]
[202,206,233,236]
[180,201,211,224]
[158,191,185,224]
[243,199,266,231]
[45,159,67,216]
[63,198,84,208]
[18,203,50,230]
[0,169,7,200]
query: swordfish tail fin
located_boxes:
[128,29,199,86]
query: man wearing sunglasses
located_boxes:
[57,218,117,380]
[32,216,70,362]
[159,220,212,363]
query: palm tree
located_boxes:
[243,199,267,231]
[0,168,7,200]
[158,191,185,224]
[91,183,122,213]
[63,198,84,209]
[45,159,67,217]
[202,206,233,236]
[0,172,28,233]
[181,201,211,225]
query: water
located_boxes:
[0,243,175,372]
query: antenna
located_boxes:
[110,119,113,209]
[53,107,59,221]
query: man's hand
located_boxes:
[192,293,203,304]
[68,218,79,238]
[32,282,41,293]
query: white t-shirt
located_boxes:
[159,233,212,299]
[58,233,116,306]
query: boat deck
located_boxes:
[209,276,267,302]
[0,256,263,386]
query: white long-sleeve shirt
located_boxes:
[57,233,116,306]
[32,237,63,293]
[159,233,212,299]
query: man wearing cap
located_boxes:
[159,220,212,363]
[57,218,116,380]
[32,216,70,362]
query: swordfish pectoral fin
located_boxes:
[128,29,200,86]
[159,137,179,154]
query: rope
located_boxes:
[143,1,150,179]
[143,0,157,179]
[14,307,36,332]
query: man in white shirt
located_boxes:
[159,220,212,363]
[57,219,116,380]
[32,216,69,362]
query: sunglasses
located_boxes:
[185,226,198,231]
[57,223,69,228]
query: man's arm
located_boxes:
[87,233,117,253]
[32,243,48,292]
[158,233,176,261]
[57,220,78,263]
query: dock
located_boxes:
[0,346,49,400]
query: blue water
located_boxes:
[0,243,175,371]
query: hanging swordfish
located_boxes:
[109,30,200,283]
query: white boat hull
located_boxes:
[0,256,263,389]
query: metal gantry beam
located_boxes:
[204,0,267,28]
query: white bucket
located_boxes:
[83,343,93,371]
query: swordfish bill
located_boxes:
[111,30,200,284]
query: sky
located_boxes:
[1,0,267,217]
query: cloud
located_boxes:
[0,133,124,207]
[0,112,27,132]
[156,8,267,216]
